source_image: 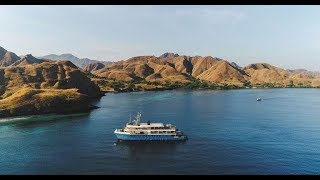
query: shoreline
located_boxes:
[102,86,320,94]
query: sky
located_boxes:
[1,5,320,71]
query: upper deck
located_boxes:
[126,122,164,128]
[125,122,175,130]
[123,112,176,131]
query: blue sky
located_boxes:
[1,5,320,70]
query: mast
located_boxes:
[134,112,141,125]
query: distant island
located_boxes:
[1,46,320,118]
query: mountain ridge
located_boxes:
[92,54,320,87]
[41,53,113,68]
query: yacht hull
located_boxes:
[115,132,188,141]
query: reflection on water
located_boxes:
[114,140,186,159]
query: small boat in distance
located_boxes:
[257,98,262,101]
[114,112,188,141]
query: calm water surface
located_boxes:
[1,89,320,175]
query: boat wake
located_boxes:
[0,116,31,124]
[262,96,289,100]
[0,113,88,126]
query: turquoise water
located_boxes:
[1,89,320,174]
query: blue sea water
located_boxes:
[1,89,320,175]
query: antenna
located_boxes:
[129,114,132,123]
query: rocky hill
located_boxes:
[41,53,112,68]
[84,62,105,72]
[243,63,320,87]
[159,52,179,58]
[0,50,103,117]
[0,88,96,117]
[93,54,248,85]
[93,55,191,83]
[230,62,241,69]
[92,53,320,88]
[0,60,102,98]
[288,69,320,78]
[0,46,21,67]
[11,54,49,66]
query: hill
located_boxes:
[41,53,113,68]
[243,63,320,87]
[92,53,320,89]
[0,55,103,117]
[0,46,21,67]
[0,60,102,98]
[93,54,248,86]
[0,88,96,118]
[11,54,49,66]
[84,62,105,72]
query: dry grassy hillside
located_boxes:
[93,55,248,86]
[0,88,95,117]
[93,56,191,83]
[197,60,247,85]
[84,62,105,72]
[11,54,49,66]
[0,46,21,67]
[243,63,320,87]
[0,54,102,117]
[0,59,102,98]
[92,53,320,88]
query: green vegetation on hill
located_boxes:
[162,79,240,90]
[92,77,241,93]
[252,80,314,89]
